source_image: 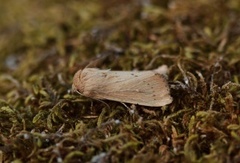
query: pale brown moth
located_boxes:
[72,68,172,107]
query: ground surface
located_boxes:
[1,0,240,162]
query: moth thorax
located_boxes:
[73,70,85,93]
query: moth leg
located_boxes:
[94,99,110,110]
[121,102,135,115]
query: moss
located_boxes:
[1,0,240,162]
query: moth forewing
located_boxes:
[92,72,172,106]
[72,68,172,107]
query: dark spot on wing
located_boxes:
[101,73,107,77]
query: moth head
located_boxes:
[72,69,84,94]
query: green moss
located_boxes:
[1,0,240,162]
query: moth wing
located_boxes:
[85,70,172,107]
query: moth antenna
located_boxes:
[75,89,110,110]
[85,56,107,68]
[75,90,84,96]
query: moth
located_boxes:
[72,68,172,107]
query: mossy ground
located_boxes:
[1,0,240,162]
